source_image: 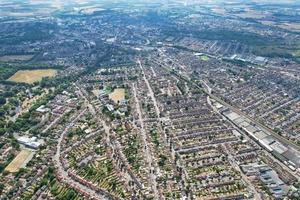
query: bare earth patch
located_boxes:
[5,149,33,173]
[109,88,125,104]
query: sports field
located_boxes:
[5,149,33,173]
[7,69,57,84]
[109,88,125,104]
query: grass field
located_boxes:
[5,149,33,173]
[200,55,210,61]
[109,88,125,104]
[7,69,57,84]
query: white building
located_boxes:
[17,136,42,149]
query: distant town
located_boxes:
[0,0,300,199]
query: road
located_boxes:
[54,85,112,199]
[75,84,112,147]
[156,51,300,153]
[259,97,300,118]
[139,59,194,198]
[42,109,71,134]
[223,144,262,200]
[209,96,300,180]
[151,66,157,77]
[77,84,144,193]
[138,59,161,118]
[132,83,159,199]
[209,92,300,152]
[53,108,107,200]
[156,52,300,182]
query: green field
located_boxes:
[200,55,210,61]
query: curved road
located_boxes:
[53,107,108,200]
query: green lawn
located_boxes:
[200,55,210,61]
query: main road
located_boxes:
[138,59,192,199]
[138,59,161,118]
[132,82,160,199]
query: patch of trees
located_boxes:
[253,46,294,59]
[158,154,168,167]
[0,153,15,173]
[102,106,115,121]
[67,127,85,139]
[6,87,58,134]
[222,58,253,67]
[124,134,141,171]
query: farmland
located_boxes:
[7,69,57,84]
[0,55,34,62]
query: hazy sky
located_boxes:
[6,0,300,4]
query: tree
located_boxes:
[61,190,76,200]
[0,128,6,136]
[10,138,20,149]
[0,108,5,117]
[0,183,4,193]
[8,98,19,107]
[158,154,168,167]
[0,163,6,173]
[0,96,6,106]
[111,180,117,191]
